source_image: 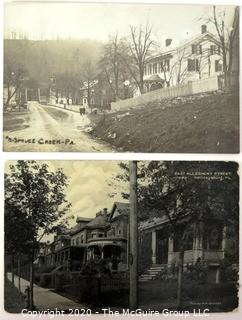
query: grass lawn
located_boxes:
[90,91,239,153]
[139,279,238,312]
[3,112,30,132]
[4,277,25,313]
[58,277,238,313]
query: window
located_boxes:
[81,235,84,243]
[165,59,170,71]
[203,225,223,250]
[215,60,223,72]
[153,63,157,74]
[187,59,199,72]
[76,237,79,245]
[210,45,220,55]
[192,44,202,55]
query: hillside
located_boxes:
[4,38,102,84]
[90,91,239,153]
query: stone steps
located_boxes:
[139,264,166,282]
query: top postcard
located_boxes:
[3,2,239,153]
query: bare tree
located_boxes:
[204,6,239,87]
[99,33,128,101]
[128,23,155,94]
[81,58,97,108]
[4,67,28,109]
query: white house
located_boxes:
[143,25,223,93]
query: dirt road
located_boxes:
[3,102,112,152]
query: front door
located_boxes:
[156,230,168,264]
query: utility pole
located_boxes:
[129,161,138,310]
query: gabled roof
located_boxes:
[109,202,129,221]
[80,79,98,90]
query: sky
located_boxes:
[4,1,236,45]
[5,160,129,224]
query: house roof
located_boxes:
[146,31,220,64]
[85,212,109,229]
[80,79,98,90]
[69,216,93,235]
[139,214,169,232]
[109,202,129,221]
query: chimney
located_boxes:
[165,38,172,47]
[201,25,207,34]
[103,208,108,216]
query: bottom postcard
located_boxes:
[4,160,239,314]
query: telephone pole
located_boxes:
[129,161,138,310]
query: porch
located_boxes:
[150,223,227,266]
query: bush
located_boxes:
[39,273,52,288]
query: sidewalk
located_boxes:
[7,273,85,311]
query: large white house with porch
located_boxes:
[142,25,223,93]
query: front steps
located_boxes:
[139,264,166,282]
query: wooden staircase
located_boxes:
[139,264,166,282]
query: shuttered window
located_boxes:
[191,44,202,55]
[187,59,200,71]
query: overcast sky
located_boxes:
[5,160,129,225]
[4,1,235,45]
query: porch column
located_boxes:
[193,222,203,262]
[152,231,157,264]
[168,236,174,265]
[222,225,227,258]
[101,248,104,260]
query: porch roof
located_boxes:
[144,74,165,83]
[139,214,169,232]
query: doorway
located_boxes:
[156,230,168,264]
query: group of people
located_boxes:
[79,107,86,115]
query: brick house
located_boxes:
[38,202,129,272]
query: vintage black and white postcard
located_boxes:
[3,2,239,152]
[4,160,239,314]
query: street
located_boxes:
[3,102,112,152]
